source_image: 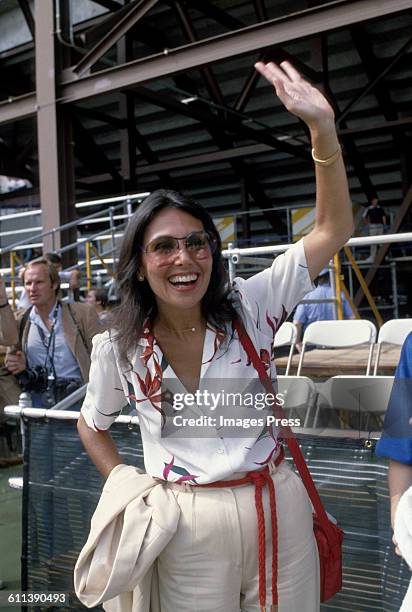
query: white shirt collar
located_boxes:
[29,301,59,323]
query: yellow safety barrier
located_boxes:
[85,241,114,290]
[90,244,114,279]
[333,253,343,320]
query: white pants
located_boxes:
[158,461,320,611]
[368,223,384,258]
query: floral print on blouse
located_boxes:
[81,239,314,483]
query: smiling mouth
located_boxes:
[168,273,199,288]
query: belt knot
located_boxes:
[193,445,284,608]
[247,470,269,488]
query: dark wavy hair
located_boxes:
[111,189,236,363]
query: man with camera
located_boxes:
[0,258,101,408]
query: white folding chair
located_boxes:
[276,375,317,428]
[296,319,377,376]
[314,375,394,431]
[373,319,412,375]
[273,322,297,376]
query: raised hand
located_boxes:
[254,60,335,132]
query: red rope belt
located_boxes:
[197,446,285,612]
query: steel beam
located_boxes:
[173,0,225,106]
[136,143,273,175]
[184,0,322,83]
[132,86,309,159]
[3,0,411,126]
[234,47,321,114]
[118,36,136,191]
[0,93,36,125]
[319,40,375,201]
[354,182,412,306]
[74,113,412,183]
[17,0,35,39]
[72,115,123,189]
[61,0,412,103]
[79,1,145,46]
[164,4,283,230]
[73,0,159,76]
[171,1,286,232]
[234,65,261,113]
[338,33,412,125]
[35,0,76,253]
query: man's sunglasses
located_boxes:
[143,230,217,264]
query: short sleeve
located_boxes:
[81,331,127,432]
[293,302,307,325]
[375,333,412,464]
[375,438,412,464]
[231,238,314,339]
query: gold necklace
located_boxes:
[156,321,204,334]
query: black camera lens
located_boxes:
[18,366,49,392]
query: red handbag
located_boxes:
[234,319,344,602]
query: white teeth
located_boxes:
[169,274,198,283]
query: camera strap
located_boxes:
[67,304,90,355]
[33,304,59,380]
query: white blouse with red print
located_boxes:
[81,239,313,484]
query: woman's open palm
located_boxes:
[255,61,335,129]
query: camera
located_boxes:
[18,366,49,393]
[39,378,82,407]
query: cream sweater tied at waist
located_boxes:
[74,463,181,612]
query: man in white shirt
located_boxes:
[0,259,101,407]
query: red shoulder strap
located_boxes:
[234,319,330,528]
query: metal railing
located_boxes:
[4,403,409,612]
[223,232,412,325]
[0,200,128,256]
[0,193,149,306]
[1,195,411,320]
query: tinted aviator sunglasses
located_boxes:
[143,230,217,263]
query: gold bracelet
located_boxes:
[311,145,341,167]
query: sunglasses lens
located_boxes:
[186,232,207,249]
[186,232,215,258]
[146,237,178,258]
[145,231,216,262]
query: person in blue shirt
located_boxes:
[376,332,412,535]
[293,268,354,350]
